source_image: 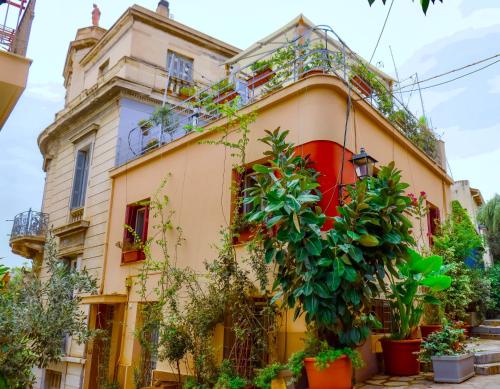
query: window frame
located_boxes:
[70,142,92,211]
[167,50,194,82]
[427,201,441,246]
[122,199,150,263]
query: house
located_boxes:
[93,12,452,389]
[9,3,456,388]
[8,2,238,388]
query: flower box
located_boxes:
[431,354,475,383]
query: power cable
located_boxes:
[396,53,500,91]
[397,58,500,93]
[369,0,395,64]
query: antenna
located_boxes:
[389,45,404,103]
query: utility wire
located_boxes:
[369,0,395,64]
[397,58,500,93]
[396,53,500,91]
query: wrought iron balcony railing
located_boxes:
[10,209,49,241]
[117,26,441,167]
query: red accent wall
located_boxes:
[295,140,357,230]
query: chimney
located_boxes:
[156,0,170,18]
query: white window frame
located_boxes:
[167,50,194,82]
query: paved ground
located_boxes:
[355,339,500,389]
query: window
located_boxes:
[70,147,91,210]
[167,51,193,82]
[240,168,258,217]
[122,200,150,263]
[371,298,392,334]
[44,370,62,389]
[427,202,441,245]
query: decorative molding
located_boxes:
[53,220,90,257]
[70,123,99,144]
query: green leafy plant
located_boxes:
[487,264,500,315]
[419,324,468,363]
[137,118,153,132]
[245,129,415,348]
[250,59,272,73]
[0,236,97,388]
[253,362,285,389]
[180,86,197,97]
[386,249,451,340]
[214,360,248,389]
[478,194,500,262]
[150,104,178,138]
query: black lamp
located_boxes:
[350,147,377,179]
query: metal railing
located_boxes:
[10,208,49,240]
[118,25,440,166]
[1,0,35,55]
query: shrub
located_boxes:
[419,324,468,363]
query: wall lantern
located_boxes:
[350,147,377,179]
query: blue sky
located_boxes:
[1,0,499,267]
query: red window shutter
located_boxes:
[142,204,150,242]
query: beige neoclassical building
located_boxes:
[10,3,455,389]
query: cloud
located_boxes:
[442,123,500,159]
[423,87,466,113]
[25,82,65,103]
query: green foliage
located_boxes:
[419,324,467,363]
[214,361,248,389]
[434,200,484,264]
[250,59,272,73]
[386,249,451,339]
[150,104,178,137]
[478,194,500,262]
[487,264,500,314]
[367,0,443,14]
[0,236,97,388]
[245,129,415,348]
[253,362,285,389]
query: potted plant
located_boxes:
[121,240,145,263]
[382,249,452,376]
[300,44,327,78]
[253,362,287,389]
[248,59,274,90]
[137,119,153,135]
[420,299,445,339]
[143,137,159,153]
[212,79,237,104]
[179,86,196,100]
[419,324,475,383]
[287,335,363,389]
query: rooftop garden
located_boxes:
[120,27,441,167]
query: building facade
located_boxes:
[10,4,458,389]
[9,3,238,388]
[94,16,452,389]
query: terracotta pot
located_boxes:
[420,324,443,339]
[350,74,372,97]
[248,68,274,90]
[122,249,145,263]
[381,338,422,376]
[303,356,353,389]
[457,324,473,338]
[213,89,238,104]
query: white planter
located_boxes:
[431,353,475,383]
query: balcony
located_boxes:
[117,26,442,168]
[9,209,48,260]
[0,0,36,129]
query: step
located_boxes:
[475,362,500,375]
[484,319,500,327]
[472,325,500,335]
[475,351,500,364]
[477,334,500,340]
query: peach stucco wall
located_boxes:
[103,75,452,386]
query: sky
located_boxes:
[1,0,499,268]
